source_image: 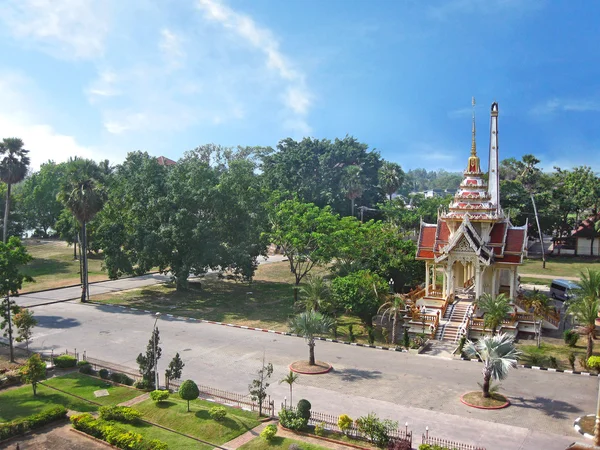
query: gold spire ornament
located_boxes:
[467,96,481,173]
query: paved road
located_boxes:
[16,298,595,450]
[521,273,580,281]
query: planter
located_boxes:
[408,339,430,354]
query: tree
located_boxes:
[463,333,520,398]
[298,276,331,312]
[0,138,30,243]
[20,353,46,396]
[0,236,32,362]
[165,353,185,382]
[279,370,299,405]
[378,162,404,203]
[331,270,387,327]
[289,311,334,365]
[475,293,511,335]
[522,289,553,347]
[378,296,406,345]
[178,379,199,412]
[567,269,600,360]
[249,356,273,417]
[58,158,106,302]
[13,307,37,353]
[267,198,338,300]
[341,165,364,217]
[136,328,162,389]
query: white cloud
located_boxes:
[0,0,111,59]
[0,72,93,169]
[530,98,600,116]
[159,28,186,70]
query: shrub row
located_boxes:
[54,355,77,368]
[99,406,142,423]
[0,406,68,441]
[77,362,135,386]
[71,413,168,450]
[150,390,170,403]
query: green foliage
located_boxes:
[179,379,200,412]
[19,353,47,396]
[567,269,600,360]
[338,414,353,433]
[278,409,308,431]
[379,162,405,202]
[563,329,579,347]
[99,405,142,423]
[260,424,277,441]
[587,356,600,370]
[249,358,273,417]
[419,445,453,450]
[209,406,227,421]
[165,353,185,381]
[70,413,169,450]
[98,368,109,379]
[367,326,375,345]
[0,406,67,441]
[356,412,398,448]
[54,354,77,368]
[79,364,95,375]
[457,336,467,354]
[314,422,326,436]
[475,293,511,334]
[348,324,356,343]
[109,372,134,386]
[296,399,311,421]
[289,311,334,365]
[13,307,36,352]
[331,269,387,327]
[136,327,161,389]
[568,352,576,370]
[77,360,91,367]
[150,390,170,403]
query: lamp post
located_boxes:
[5,279,14,363]
[153,312,161,389]
[389,278,395,295]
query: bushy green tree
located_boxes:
[136,328,161,389]
[0,138,30,243]
[178,379,199,412]
[289,311,334,365]
[20,353,46,396]
[13,307,37,353]
[331,270,387,327]
[475,293,511,335]
[165,353,185,382]
[378,162,404,203]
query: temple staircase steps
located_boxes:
[436,299,473,342]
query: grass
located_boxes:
[520,256,600,279]
[20,240,108,292]
[462,391,508,408]
[132,396,260,445]
[520,277,552,286]
[239,436,330,450]
[118,420,212,449]
[517,338,595,371]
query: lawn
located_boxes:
[118,420,212,450]
[20,240,108,292]
[517,338,596,371]
[133,396,260,445]
[239,436,330,450]
[520,257,600,279]
[0,372,142,422]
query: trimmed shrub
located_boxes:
[338,414,353,434]
[98,368,109,379]
[588,356,600,370]
[314,422,325,436]
[110,372,134,386]
[0,406,67,441]
[388,438,412,450]
[134,379,152,390]
[54,355,77,368]
[260,424,277,441]
[150,390,170,403]
[179,379,200,412]
[356,413,398,448]
[77,360,91,367]
[79,364,95,375]
[209,406,227,421]
[296,399,311,421]
[278,409,307,431]
[568,352,576,370]
[564,329,579,347]
[99,406,142,423]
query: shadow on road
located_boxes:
[35,316,81,329]
[509,395,582,420]
[331,367,383,382]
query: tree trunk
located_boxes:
[588,333,594,361]
[482,372,491,398]
[81,221,88,302]
[351,198,355,217]
[530,193,546,269]
[391,314,397,345]
[309,341,315,365]
[389,193,393,204]
[289,385,293,405]
[6,298,14,362]
[74,232,78,260]
[3,183,11,243]
[32,382,37,396]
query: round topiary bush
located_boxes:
[260,424,277,441]
[296,399,311,421]
[150,390,170,403]
[79,364,95,375]
[209,406,227,421]
[178,380,199,412]
[98,369,109,379]
[564,329,579,347]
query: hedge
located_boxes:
[71,413,168,450]
[54,355,77,369]
[99,406,142,423]
[0,406,68,441]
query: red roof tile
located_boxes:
[416,250,435,259]
[489,222,506,245]
[497,254,522,264]
[505,228,525,253]
[419,226,436,249]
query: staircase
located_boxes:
[435,299,473,342]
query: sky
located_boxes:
[1,0,599,173]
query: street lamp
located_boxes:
[153,312,161,389]
[388,278,395,295]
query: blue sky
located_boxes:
[1,0,599,173]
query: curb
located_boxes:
[459,392,510,410]
[458,357,598,377]
[289,362,332,375]
[573,414,594,439]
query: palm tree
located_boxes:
[522,289,553,348]
[567,269,600,360]
[298,275,330,312]
[464,333,520,398]
[378,162,404,203]
[0,138,30,243]
[289,310,334,365]
[279,370,299,405]
[341,165,364,217]
[475,293,511,335]
[378,295,406,345]
[58,158,106,302]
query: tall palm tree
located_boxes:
[522,289,553,348]
[279,370,299,405]
[475,293,511,335]
[298,275,331,312]
[289,310,334,365]
[378,162,404,203]
[58,158,106,302]
[464,333,520,398]
[378,295,406,345]
[0,138,30,243]
[567,269,600,360]
[341,165,364,217]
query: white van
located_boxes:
[550,279,579,302]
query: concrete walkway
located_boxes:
[117,392,150,407]
[218,421,272,449]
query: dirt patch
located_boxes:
[460,391,510,409]
[289,360,332,374]
[0,343,28,371]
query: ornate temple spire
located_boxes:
[471,96,477,156]
[466,97,481,173]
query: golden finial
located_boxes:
[471,97,476,156]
